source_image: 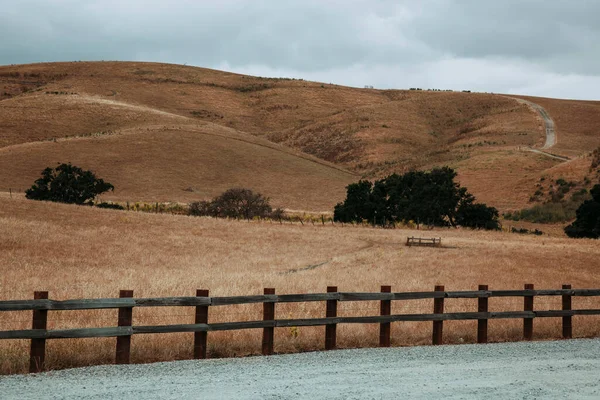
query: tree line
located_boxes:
[334,167,501,230]
[23,163,600,238]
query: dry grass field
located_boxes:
[2,61,599,212]
[1,62,599,375]
[1,197,599,374]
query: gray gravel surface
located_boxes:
[511,97,557,150]
[1,339,599,399]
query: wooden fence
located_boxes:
[1,284,600,373]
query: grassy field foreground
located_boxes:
[1,197,599,374]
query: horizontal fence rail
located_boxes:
[1,285,599,373]
[4,289,600,311]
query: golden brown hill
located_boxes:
[512,95,600,157]
[1,61,599,211]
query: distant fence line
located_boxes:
[1,189,548,234]
[1,284,599,373]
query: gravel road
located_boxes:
[2,339,599,399]
[512,97,556,150]
[508,96,572,162]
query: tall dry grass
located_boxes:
[1,197,600,374]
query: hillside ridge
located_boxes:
[1,61,599,211]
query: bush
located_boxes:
[25,163,114,205]
[511,227,543,235]
[565,184,600,239]
[505,189,591,224]
[591,147,600,170]
[189,188,276,219]
[96,202,125,210]
[456,203,500,230]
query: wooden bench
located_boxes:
[406,237,442,247]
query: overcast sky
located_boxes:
[2,0,600,99]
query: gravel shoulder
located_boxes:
[1,339,599,399]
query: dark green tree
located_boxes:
[564,184,600,238]
[456,202,501,230]
[334,167,500,230]
[333,180,376,223]
[25,163,114,205]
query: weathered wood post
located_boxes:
[562,284,572,339]
[262,288,275,355]
[523,284,534,341]
[116,290,133,364]
[194,289,209,359]
[29,291,48,373]
[325,286,338,350]
[432,285,445,345]
[379,286,391,347]
[477,285,489,344]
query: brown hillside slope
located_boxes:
[512,95,600,158]
[1,61,599,211]
[0,63,361,211]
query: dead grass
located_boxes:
[3,62,599,213]
[0,123,356,211]
[1,198,599,374]
[513,95,600,158]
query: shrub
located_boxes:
[456,203,500,230]
[511,227,543,235]
[506,188,591,224]
[189,200,213,216]
[25,163,114,205]
[591,147,600,170]
[96,202,124,210]
[504,203,569,223]
[556,178,568,186]
[189,188,275,219]
[565,184,600,239]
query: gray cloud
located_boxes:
[1,0,599,99]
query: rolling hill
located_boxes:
[1,61,599,212]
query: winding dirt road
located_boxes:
[509,97,569,161]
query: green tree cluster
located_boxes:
[25,163,114,205]
[334,167,500,230]
[564,184,600,239]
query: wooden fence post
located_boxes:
[116,290,133,364]
[523,284,534,341]
[262,288,275,355]
[29,291,48,373]
[562,284,572,339]
[477,285,488,344]
[379,286,391,347]
[432,285,444,345]
[194,289,209,359]
[325,286,338,350]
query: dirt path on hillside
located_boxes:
[1,95,358,177]
[515,98,556,149]
[508,97,569,161]
[72,95,190,119]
